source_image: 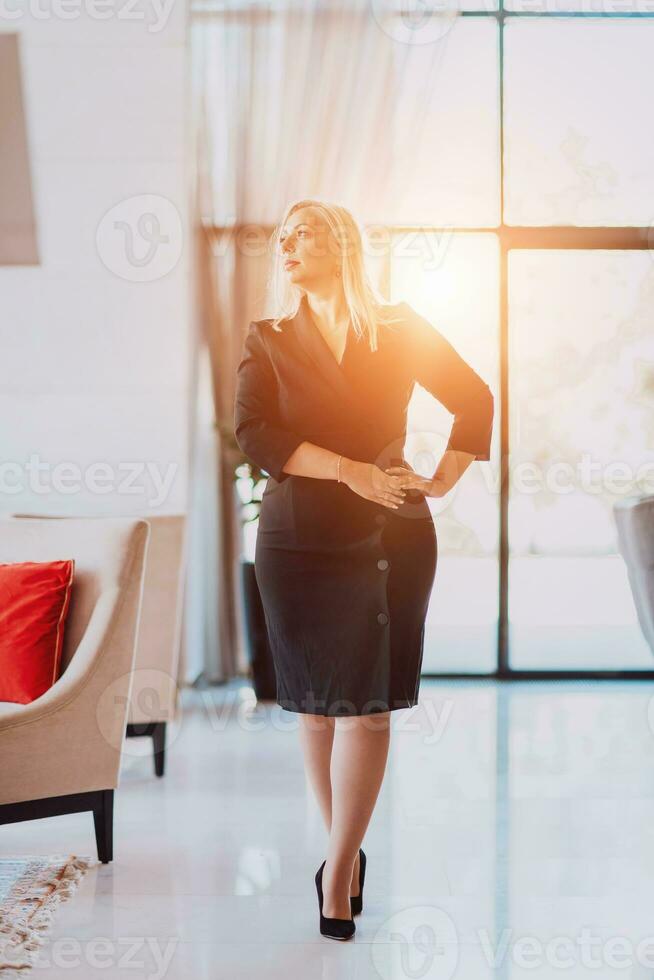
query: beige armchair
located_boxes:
[0,517,150,862]
[122,514,186,776]
[11,512,187,777]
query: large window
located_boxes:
[382,10,654,675]
[509,251,654,670]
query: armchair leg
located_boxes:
[126,721,167,778]
[152,722,166,778]
[0,789,115,863]
[92,789,114,864]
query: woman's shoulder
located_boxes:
[245,315,296,359]
[375,300,421,343]
[249,310,295,333]
[384,300,422,322]
[377,299,418,326]
[380,300,438,338]
[245,315,285,341]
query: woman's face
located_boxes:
[278,208,341,289]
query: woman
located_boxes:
[234,199,494,940]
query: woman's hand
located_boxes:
[384,464,448,498]
[341,459,407,510]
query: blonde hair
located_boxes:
[265,198,403,352]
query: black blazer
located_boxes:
[234,295,494,550]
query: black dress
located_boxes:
[234,295,494,716]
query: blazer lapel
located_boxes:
[290,294,357,407]
[286,298,408,467]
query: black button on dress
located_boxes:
[234,295,494,716]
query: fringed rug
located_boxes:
[0,855,95,976]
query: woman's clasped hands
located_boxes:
[384,463,447,499]
[340,459,445,510]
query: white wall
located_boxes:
[0,0,191,519]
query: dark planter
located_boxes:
[240,560,278,701]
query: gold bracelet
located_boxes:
[337,454,342,483]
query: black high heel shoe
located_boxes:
[350,848,367,916]
[315,860,356,940]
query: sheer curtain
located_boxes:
[188,0,453,682]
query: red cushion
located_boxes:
[0,559,75,705]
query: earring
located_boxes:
[335,269,342,278]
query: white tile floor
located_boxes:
[5,679,654,979]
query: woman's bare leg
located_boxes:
[321,712,392,918]
[298,713,335,829]
[298,712,391,910]
[299,715,359,889]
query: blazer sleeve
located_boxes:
[234,321,306,482]
[401,302,494,461]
